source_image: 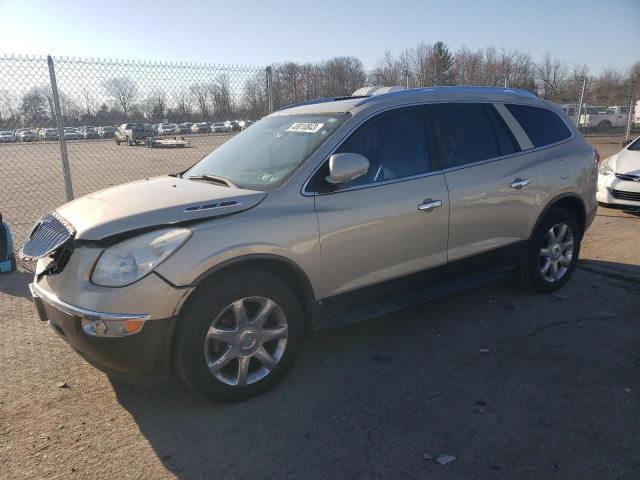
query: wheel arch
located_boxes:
[183,254,318,335]
[532,193,587,237]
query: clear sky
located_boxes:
[0,0,638,73]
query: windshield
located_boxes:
[628,137,640,151]
[185,113,349,191]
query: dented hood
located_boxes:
[57,176,267,240]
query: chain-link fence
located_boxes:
[0,55,266,246]
[1,54,638,260]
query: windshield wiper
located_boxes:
[187,173,237,188]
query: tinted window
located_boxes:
[505,104,571,148]
[334,107,429,186]
[486,105,518,156]
[431,104,502,168]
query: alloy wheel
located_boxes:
[539,222,574,282]
[204,296,288,386]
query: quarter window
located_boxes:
[505,104,571,148]
[431,104,503,168]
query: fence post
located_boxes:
[47,55,74,202]
[266,66,273,113]
[405,68,409,89]
[575,76,587,130]
[625,81,635,143]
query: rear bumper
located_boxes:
[29,282,176,377]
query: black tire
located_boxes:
[516,208,582,293]
[115,138,120,145]
[173,269,304,402]
[596,120,611,133]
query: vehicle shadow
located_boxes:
[110,260,640,479]
[0,270,32,300]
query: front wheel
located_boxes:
[173,269,304,402]
[517,208,582,293]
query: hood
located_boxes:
[612,148,640,175]
[57,176,267,240]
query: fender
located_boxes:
[530,192,587,236]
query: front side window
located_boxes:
[330,107,430,188]
[431,104,503,168]
[505,104,571,148]
[186,113,348,191]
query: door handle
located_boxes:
[418,199,443,212]
[510,178,530,190]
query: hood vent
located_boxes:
[182,200,241,213]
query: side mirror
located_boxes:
[326,153,369,185]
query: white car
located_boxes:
[597,136,640,208]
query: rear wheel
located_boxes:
[173,269,304,402]
[596,120,611,133]
[115,137,120,145]
[517,208,582,293]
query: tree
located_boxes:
[210,75,233,120]
[20,86,49,126]
[102,77,138,116]
[189,82,209,120]
[535,53,567,100]
[431,41,454,85]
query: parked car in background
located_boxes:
[241,120,254,130]
[178,123,193,134]
[229,120,242,132]
[157,123,177,136]
[114,123,145,146]
[211,122,227,133]
[580,105,630,132]
[597,136,640,208]
[23,86,598,402]
[633,100,640,126]
[16,129,37,142]
[97,126,116,139]
[143,124,155,137]
[63,128,79,140]
[78,126,98,139]
[38,128,59,141]
[191,122,210,133]
[0,130,15,143]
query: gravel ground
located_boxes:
[0,136,639,479]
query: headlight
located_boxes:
[91,228,190,287]
[598,158,614,176]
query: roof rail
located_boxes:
[277,96,368,112]
[355,86,538,106]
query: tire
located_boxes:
[516,207,582,293]
[173,269,304,403]
[115,138,120,145]
[596,120,611,133]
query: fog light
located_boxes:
[81,318,145,337]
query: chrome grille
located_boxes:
[615,173,640,182]
[20,213,74,260]
[610,189,640,202]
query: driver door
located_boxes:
[310,106,450,317]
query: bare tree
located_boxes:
[189,82,209,120]
[102,77,138,116]
[535,53,568,100]
[209,75,233,120]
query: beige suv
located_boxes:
[24,87,598,402]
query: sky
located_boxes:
[0,0,638,74]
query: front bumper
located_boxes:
[29,282,176,376]
[597,174,640,207]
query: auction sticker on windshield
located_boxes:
[286,122,324,133]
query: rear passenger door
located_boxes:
[429,103,539,265]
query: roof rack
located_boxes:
[277,95,368,112]
[355,86,538,106]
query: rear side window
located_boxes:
[505,104,571,148]
[430,104,502,168]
